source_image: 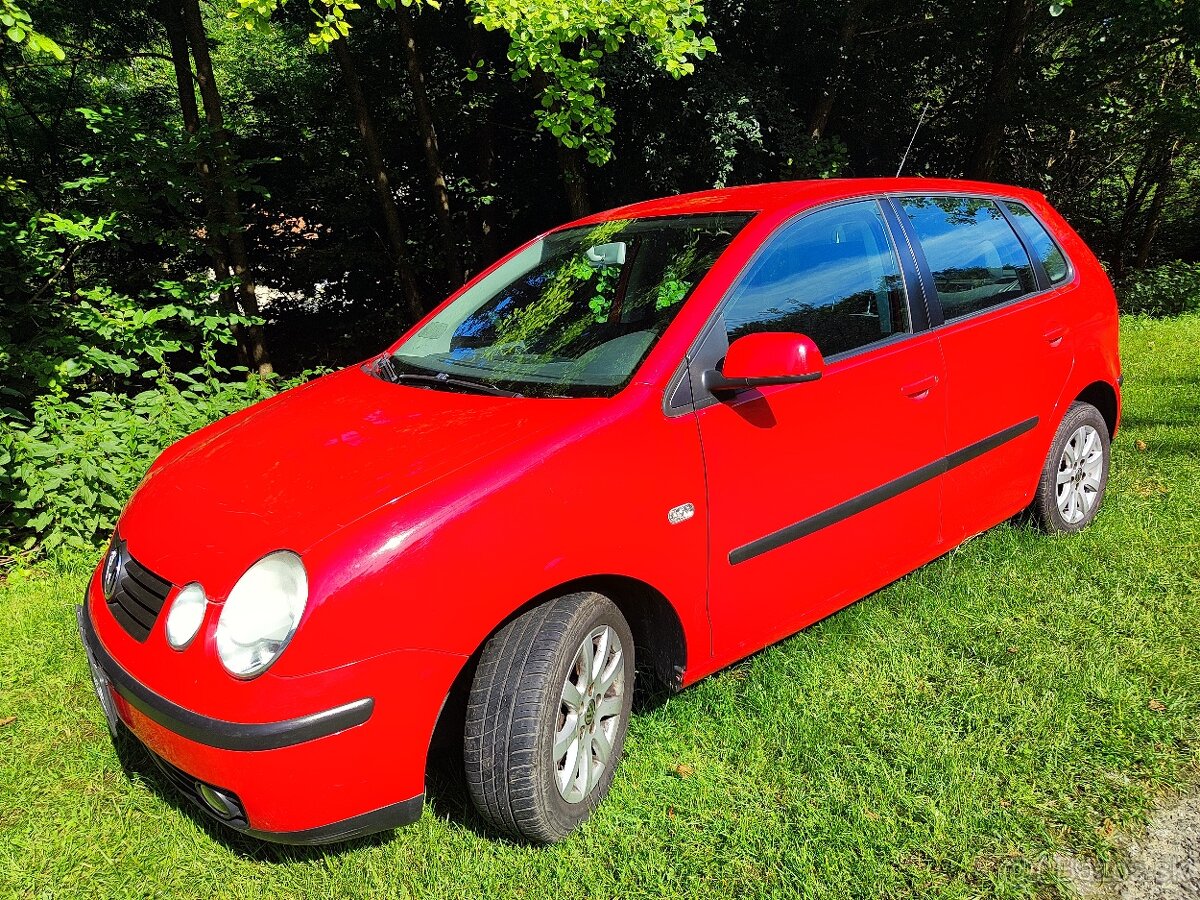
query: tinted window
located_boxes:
[900,197,1037,321]
[722,200,909,358]
[1004,201,1069,285]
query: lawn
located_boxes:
[2,315,1198,900]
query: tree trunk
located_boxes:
[530,70,591,218]
[159,0,239,353]
[1111,144,1156,282]
[1132,139,1181,271]
[179,0,273,375]
[808,0,869,142]
[395,3,462,286]
[330,36,424,325]
[965,0,1036,180]
[557,143,590,218]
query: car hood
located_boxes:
[118,365,589,592]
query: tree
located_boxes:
[158,0,236,327]
[390,0,463,284]
[180,0,272,374]
[329,34,425,324]
[966,0,1038,180]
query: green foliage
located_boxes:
[230,0,713,164]
[1117,261,1200,317]
[0,257,283,554]
[473,0,715,164]
[0,0,65,58]
[0,372,278,553]
[230,0,438,48]
[0,178,257,400]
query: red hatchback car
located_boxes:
[79,178,1120,844]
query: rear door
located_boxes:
[692,198,948,663]
[890,195,1075,541]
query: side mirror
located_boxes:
[702,332,824,395]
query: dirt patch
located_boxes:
[1056,793,1200,899]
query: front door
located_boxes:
[693,199,948,665]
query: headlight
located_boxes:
[165,583,207,650]
[216,551,308,678]
[101,541,121,599]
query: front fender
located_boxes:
[274,390,709,679]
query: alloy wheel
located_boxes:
[1056,424,1103,524]
[553,625,625,803]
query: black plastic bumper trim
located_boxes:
[79,601,374,751]
[243,793,425,845]
[142,732,423,844]
[730,416,1039,565]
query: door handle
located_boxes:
[901,375,939,399]
[1044,326,1067,347]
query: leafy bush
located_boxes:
[1117,261,1200,317]
[0,369,292,556]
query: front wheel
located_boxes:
[464,591,634,843]
[1030,401,1111,533]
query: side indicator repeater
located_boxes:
[667,503,695,525]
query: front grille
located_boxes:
[107,543,173,641]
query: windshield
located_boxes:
[390,213,752,397]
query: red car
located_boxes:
[79,178,1120,844]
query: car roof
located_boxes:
[568,178,1046,227]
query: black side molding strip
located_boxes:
[79,602,374,751]
[730,416,1039,565]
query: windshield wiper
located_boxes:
[372,357,522,398]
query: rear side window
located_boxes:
[722,200,910,358]
[1004,201,1070,285]
[900,197,1036,321]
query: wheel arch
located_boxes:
[1074,379,1120,438]
[426,573,689,768]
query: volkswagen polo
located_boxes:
[79,178,1121,845]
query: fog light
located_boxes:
[197,782,237,819]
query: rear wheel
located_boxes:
[464,591,634,843]
[1030,401,1110,533]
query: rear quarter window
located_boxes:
[1003,201,1070,285]
[900,196,1037,321]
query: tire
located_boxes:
[464,591,635,843]
[1030,401,1111,533]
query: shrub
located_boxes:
[1117,261,1200,317]
[0,370,303,558]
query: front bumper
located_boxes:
[78,599,447,844]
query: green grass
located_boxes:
[2,316,1198,900]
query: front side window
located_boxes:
[721,200,910,358]
[1004,201,1070,285]
[390,213,751,397]
[900,196,1036,321]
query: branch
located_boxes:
[29,244,82,303]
